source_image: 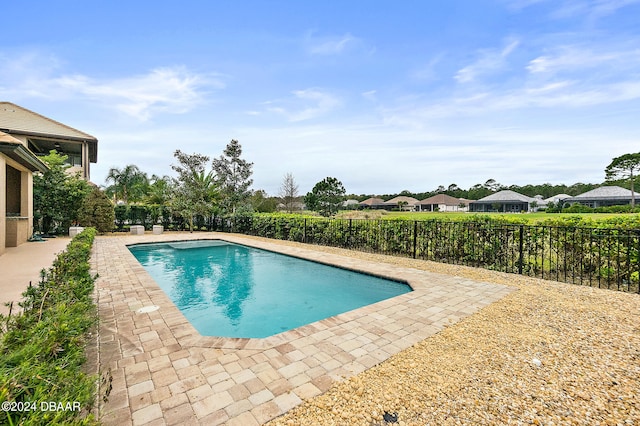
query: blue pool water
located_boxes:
[128,240,412,338]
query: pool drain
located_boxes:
[136,305,160,313]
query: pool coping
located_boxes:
[126,236,420,350]
[94,232,515,425]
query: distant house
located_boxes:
[0,102,98,181]
[562,186,640,208]
[419,194,470,212]
[342,199,360,209]
[359,197,386,209]
[383,196,420,211]
[543,193,570,205]
[277,201,305,211]
[0,131,48,255]
[469,190,535,213]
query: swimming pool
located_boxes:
[128,240,412,338]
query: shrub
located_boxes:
[78,187,115,233]
[224,213,639,292]
[114,204,128,230]
[129,204,150,227]
[0,228,99,425]
[562,204,594,213]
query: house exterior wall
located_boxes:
[0,154,6,255]
[23,170,33,239]
[1,155,34,252]
[469,202,529,212]
[420,203,460,212]
[568,199,633,208]
[438,203,467,212]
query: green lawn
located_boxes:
[382,211,633,223]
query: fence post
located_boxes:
[303,218,307,244]
[518,225,524,275]
[637,230,640,294]
[413,221,418,259]
[348,219,353,248]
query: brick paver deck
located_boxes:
[94,233,514,425]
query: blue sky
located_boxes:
[2,0,639,195]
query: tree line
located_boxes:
[347,153,640,206]
[33,148,640,231]
[34,139,256,233]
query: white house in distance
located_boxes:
[359,196,422,211]
[359,197,386,209]
[383,196,420,211]
[562,186,640,208]
[543,193,570,207]
[356,186,639,215]
[468,190,536,213]
[419,194,470,212]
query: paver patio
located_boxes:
[94,233,514,425]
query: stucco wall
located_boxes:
[0,154,6,256]
[0,155,34,254]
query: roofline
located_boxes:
[470,200,531,204]
[0,102,97,140]
[0,102,98,163]
[0,141,49,172]
[1,128,97,142]
[1,129,98,163]
[564,196,639,200]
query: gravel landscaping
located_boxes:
[247,238,640,425]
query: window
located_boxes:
[5,165,21,215]
[28,139,82,167]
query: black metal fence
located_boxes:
[114,213,640,293]
[210,216,640,293]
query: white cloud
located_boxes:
[308,33,358,55]
[527,46,640,75]
[234,119,622,195]
[455,39,520,83]
[0,51,222,121]
[361,90,377,101]
[383,78,640,126]
[54,67,222,121]
[552,0,640,20]
[506,0,640,20]
[266,88,341,122]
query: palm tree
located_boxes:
[170,150,220,231]
[105,165,149,204]
[146,174,172,205]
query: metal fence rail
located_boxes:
[116,214,640,293]
[209,217,639,293]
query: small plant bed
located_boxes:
[0,228,99,425]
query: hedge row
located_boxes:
[227,214,640,292]
[0,228,99,425]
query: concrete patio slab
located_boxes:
[0,237,71,315]
[93,233,515,425]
